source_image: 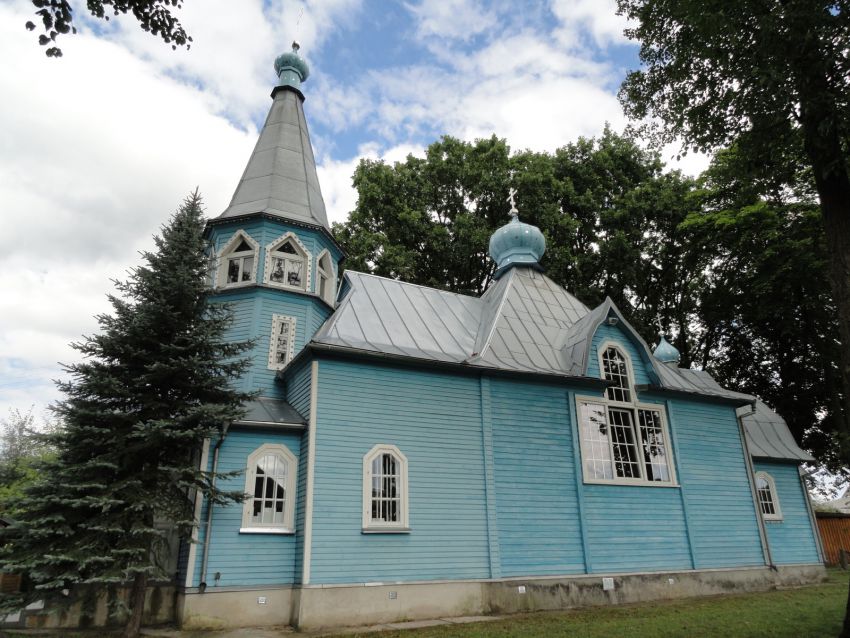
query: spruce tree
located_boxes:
[0,191,253,638]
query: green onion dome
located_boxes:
[488,212,546,270]
[275,41,310,89]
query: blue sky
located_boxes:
[0,0,707,420]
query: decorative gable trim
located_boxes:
[216,230,260,289]
[263,231,313,292]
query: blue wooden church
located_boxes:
[178,45,824,630]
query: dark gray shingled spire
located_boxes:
[216,42,330,230]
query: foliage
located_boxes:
[616,0,850,463]
[0,192,252,638]
[0,408,57,510]
[24,0,190,58]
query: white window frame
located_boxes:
[362,444,409,533]
[240,443,298,534]
[216,230,259,289]
[575,341,677,487]
[755,471,783,521]
[264,232,312,292]
[316,249,336,306]
[267,314,297,370]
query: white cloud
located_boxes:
[406,0,497,41]
[550,0,633,48]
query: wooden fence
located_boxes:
[816,512,850,566]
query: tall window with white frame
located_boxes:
[755,471,782,520]
[218,232,257,287]
[316,250,334,305]
[576,342,674,485]
[268,314,296,370]
[362,444,409,531]
[241,444,297,533]
[268,239,306,290]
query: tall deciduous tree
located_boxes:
[616,0,850,460]
[24,0,190,57]
[0,192,252,638]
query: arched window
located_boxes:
[316,249,335,305]
[264,232,311,291]
[755,471,782,520]
[241,443,297,533]
[576,341,675,485]
[362,444,409,532]
[217,231,259,288]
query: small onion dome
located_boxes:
[488,213,546,270]
[275,41,310,89]
[654,335,681,365]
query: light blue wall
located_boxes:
[670,399,765,568]
[193,428,302,587]
[489,378,585,576]
[754,461,821,565]
[285,359,312,584]
[308,359,491,584]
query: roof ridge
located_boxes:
[345,270,485,301]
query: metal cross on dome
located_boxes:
[507,188,519,220]
[655,312,665,337]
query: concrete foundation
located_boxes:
[175,563,825,631]
[20,583,175,630]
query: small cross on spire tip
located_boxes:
[655,312,665,337]
[507,188,519,221]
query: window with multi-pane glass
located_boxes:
[269,240,305,289]
[250,453,288,526]
[225,239,255,285]
[756,472,781,519]
[577,344,673,484]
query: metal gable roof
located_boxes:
[741,400,814,462]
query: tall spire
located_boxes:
[216,42,330,230]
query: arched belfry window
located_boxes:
[217,231,259,288]
[575,340,675,486]
[241,443,297,533]
[264,232,311,292]
[362,444,409,532]
[755,471,782,520]
[316,249,335,305]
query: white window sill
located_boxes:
[239,527,295,535]
[764,517,784,523]
[583,478,679,488]
[362,527,411,534]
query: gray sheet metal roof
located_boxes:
[741,400,814,462]
[217,87,329,230]
[236,397,306,426]
[313,268,754,405]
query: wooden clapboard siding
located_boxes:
[754,461,820,565]
[816,514,850,566]
[586,324,653,386]
[308,359,490,584]
[194,429,302,587]
[286,359,312,584]
[673,400,765,567]
[489,377,585,576]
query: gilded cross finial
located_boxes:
[507,188,519,221]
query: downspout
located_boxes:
[199,424,230,591]
[736,405,775,569]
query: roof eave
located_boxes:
[297,342,609,389]
[204,212,346,258]
[635,383,756,408]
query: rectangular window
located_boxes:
[577,397,674,485]
[267,315,296,370]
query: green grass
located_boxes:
[341,570,849,638]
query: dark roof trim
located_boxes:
[297,342,609,389]
[815,511,850,519]
[636,383,755,408]
[204,212,345,259]
[270,84,305,101]
[492,262,545,281]
[231,420,307,431]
